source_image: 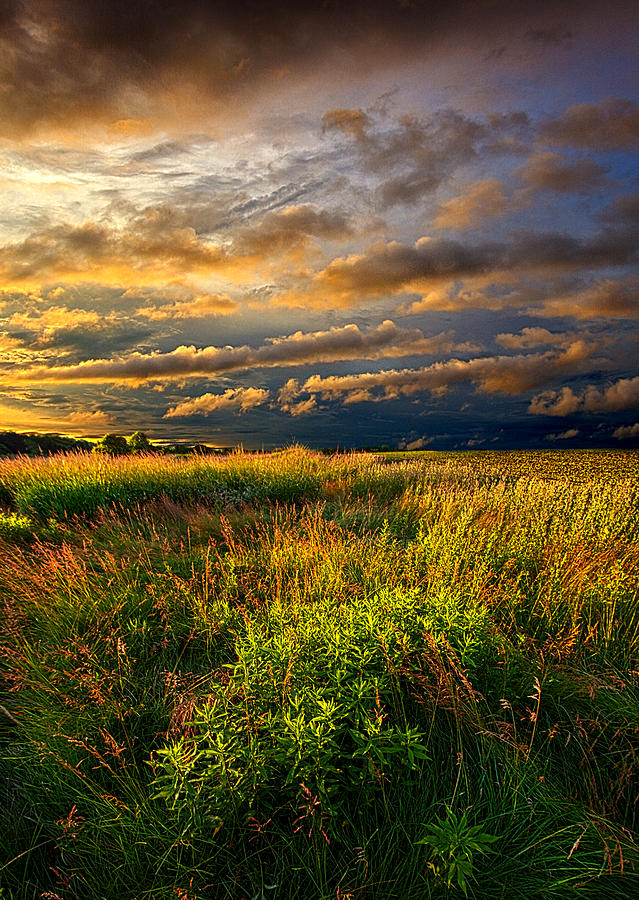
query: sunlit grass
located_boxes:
[1,448,638,898]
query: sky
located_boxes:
[0,0,638,449]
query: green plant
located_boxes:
[418,806,498,895]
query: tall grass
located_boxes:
[1,449,638,898]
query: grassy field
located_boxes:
[1,447,638,899]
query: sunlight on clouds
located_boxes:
[434,179,507,230]
[0,403,112,435]
[529,375,639,416]
[164,387,269,418]
[0,321,464,385]
[0,1,637,447]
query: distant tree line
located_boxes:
[0,431,228,458]
[93,433,226,456]
[0,431,93,457]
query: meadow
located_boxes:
[1,447,638,899]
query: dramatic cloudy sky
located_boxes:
[1,0,638,448]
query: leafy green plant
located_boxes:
[418,806,498,895]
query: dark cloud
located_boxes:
[523,26,572,45]
[322,107,533,209]
[517,151,609,193]
[2,1,625,138]
[541,98,639,151]
[334,109,486,209]
[598,190,639,226]
[233,205,353,256]
[0,1,465,135]
[274,224,639,308]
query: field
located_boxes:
[1,448,638,899]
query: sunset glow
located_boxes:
[1,0,638,447]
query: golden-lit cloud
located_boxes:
[0,402,112,435]
[288,341,597,406]
[0,331,30,361]
[272,226,637,309]
[8,305,101,330]
[532,277,639,319]
[0,1,637,449]
[613,422,639,439]
[434,179,507,230]
[135,292,236,320]
[495,327,580,349]
[546,428,579,440]
[1,320,456,385]
[277,379,318,417]
[398,435,434,450]
[0,202,359,295]
[0,217,227,291]
[66,409,113,428]
[403,275,639,319]
[322,108,372,142]
[164,387,269,418]
[529,375,639,416]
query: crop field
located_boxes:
[1,448,638,899]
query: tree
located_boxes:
[93,433,130,456]
[191,443,211,455]
[128,431,152,453]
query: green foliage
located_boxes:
[418,806,498,894]
[128,430,153,453]
[0,430,92,457]
[93,433,130,455]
